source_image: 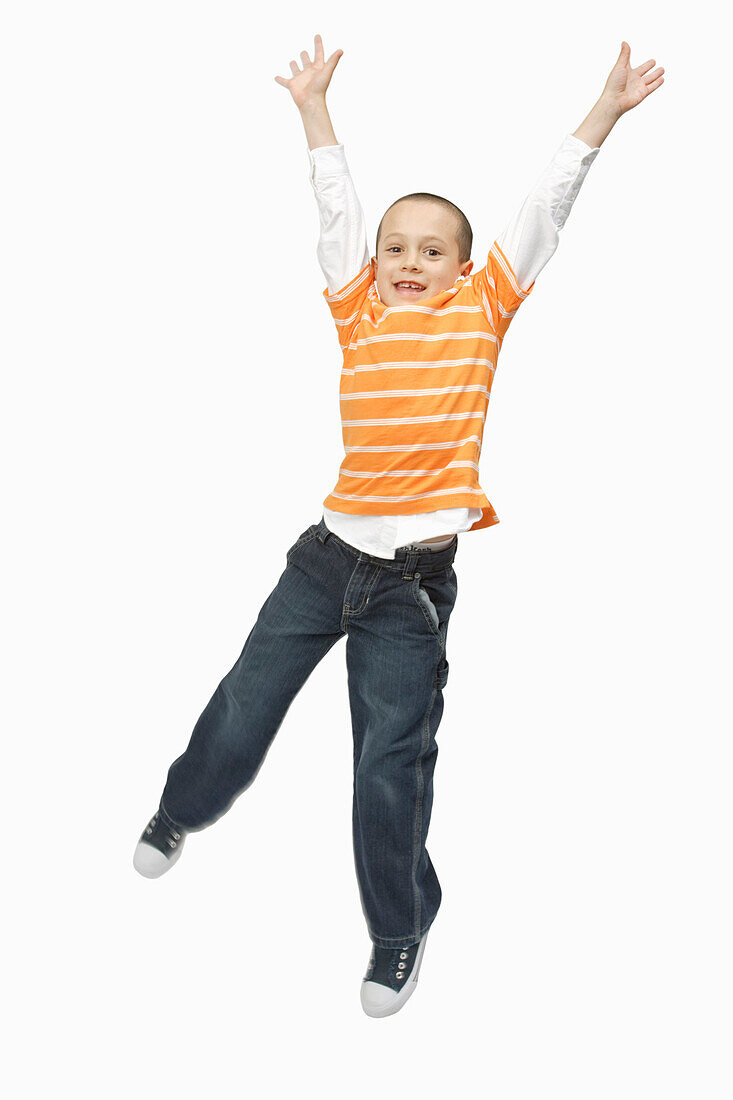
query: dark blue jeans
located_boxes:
[160,516,459,949]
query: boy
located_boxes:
[133,36,663,1018]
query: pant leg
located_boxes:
[161,524,345,829]
[345,558,458,949]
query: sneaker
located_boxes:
[360,930,430,1018]
[133,806,186,878]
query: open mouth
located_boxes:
[394,282,426,294]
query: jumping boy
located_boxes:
[133,35,664,1018]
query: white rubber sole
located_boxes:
[133,835,185,879]
[360,930,429,1018]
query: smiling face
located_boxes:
[374,199,473,307]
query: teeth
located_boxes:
[397,283,424,289]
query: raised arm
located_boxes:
[477,40,666,344]
[493,133,600,297]
[274,34,370,295]
[493,41,665,296]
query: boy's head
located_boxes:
[373,193,474,307]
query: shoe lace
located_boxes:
[145,811,181,846]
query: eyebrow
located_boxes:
[383,234,449,246]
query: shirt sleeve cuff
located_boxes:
[308,143,349,180]
[563,132,601,158]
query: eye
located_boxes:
[386,246,441,255]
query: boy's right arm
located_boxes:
[307,130,370,298]
[275,36,370,296]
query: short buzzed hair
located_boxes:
[375,192,473,265]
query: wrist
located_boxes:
[298,96,338,151]
[596,94,623,123]
[573,96,620,149]
[298,95,328,115]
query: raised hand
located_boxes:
[274,34,344,108]
[601,41,665,117]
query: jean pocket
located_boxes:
[412,573,442,639]
[286,524,318,563]
[435,654,450,690]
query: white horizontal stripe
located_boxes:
[339,461,479,478]
[362,302,484,328]
[345,435,482,453]
[342,411,486,427]
[356,331,494,345]
[333,310,361,328]
[327,487,485,503]
[343,357,495,377]
[341,385,489,402]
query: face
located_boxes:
[374,199,473,307]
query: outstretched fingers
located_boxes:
[634,58,657,77]
[273,34,343,94]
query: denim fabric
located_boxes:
[160,515,459,949]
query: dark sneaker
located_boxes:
[360,930,430,1017]
[133,806,186,878]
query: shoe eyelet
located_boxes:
[396,973,404,980]
[399,952,408,959]
[145,827,152,835]
[397,962,406,969]
[167,838,176,848]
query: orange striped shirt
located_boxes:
[322,242,534,531]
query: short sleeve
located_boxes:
[323,259,375,350]
[474,241,535,343]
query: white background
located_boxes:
[2,1,730,1097]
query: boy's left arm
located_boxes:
[478,42,665,341]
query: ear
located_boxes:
[461,260,474,277]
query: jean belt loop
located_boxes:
[402,549,420,581]
[317,516,331,544]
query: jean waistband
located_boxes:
[314,516,458,576]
